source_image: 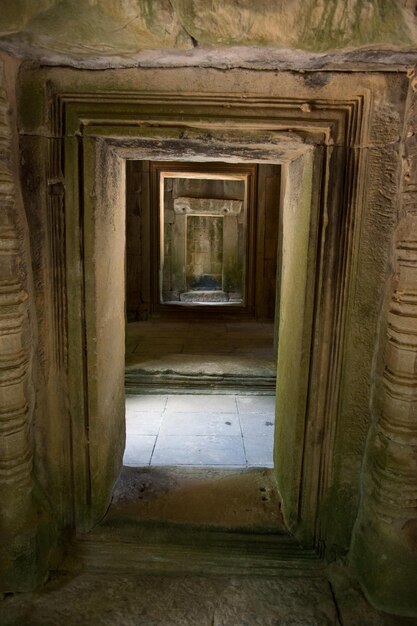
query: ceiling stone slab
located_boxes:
[0,0,416,63]
[172,0,417,50]
[0,0,193,57]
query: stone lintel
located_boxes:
[174,197,242,216]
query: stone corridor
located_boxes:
[2,0,417,618]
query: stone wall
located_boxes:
[0,54,53,591]
[15,60,408,548]
[0,0,415,61]
[0,33,415,616]
[351,73,417,617]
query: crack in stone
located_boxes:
[107,14,140,35]
[167,0,199,48]
[328,580,344,626]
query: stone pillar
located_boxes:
[0,59,53,591]
[351,78,417,617]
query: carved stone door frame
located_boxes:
[149,161,258,317]
[18,67,369,556]
[68,106,364,548]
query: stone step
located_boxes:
[125,353,276,393]
[63,523,323,577]
[125,372,276,394]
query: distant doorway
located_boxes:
[122,160,280,525]
[126,161,279,322]
[125,160,280,393]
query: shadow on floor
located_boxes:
[110,465,284,532]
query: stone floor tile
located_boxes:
[187,322,228,333]
[0,573,222,626]
[126,395,168,412]
[132,347,184,357]
[151,434,246,466]
[182,345,234,355]
[125,336,140,346]
[226,322,274,332]
[133,337,184,346]
[236,395,276,414]
[149,321,191,330]
[226,333,273,342]
[233,347,275,357]
[1,570,406,626]
[213,577,337,626]
[166,394,238,414]
[239,412,275,438]
[125,321,277,382]
[128,323,190,339]
[124,394,276,468]
[125,411,163,435]
[159,412,241,436]
[123,435,156,466]
[243,437,274,467]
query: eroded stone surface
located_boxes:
[0,52,54,592]
[173,0,417,50]
[0,573,337,626]
[3,568,415,626]
[0,0,192,56]
[0,0,416,62]
[329,565,417,626]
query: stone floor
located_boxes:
[126,320,275,361]
[110,466,284,530]
[124,394,275,468]
[125,320,276,392]
[8,322,410,625]
[1,567,415,626]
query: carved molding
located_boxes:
[52,88,366,546]
[369,236,417,524]
[367,78,417,525]
[0,69,33,505]
[46,166,66,368]
[351,79,417,614]
[173,197,243,215]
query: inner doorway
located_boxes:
[37,73,355,549]
[125,160,280,396]
[120,160,280,522]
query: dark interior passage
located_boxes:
[126,160,281,324]
[125,160,280,391]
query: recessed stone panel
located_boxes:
[161,174,247,305]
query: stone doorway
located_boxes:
[122,159,279,516]
[16,64,414,610]
[125,160,279,393]
[60,123,327,542]
[19,67,367,559]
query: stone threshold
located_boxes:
[125,354,276,393]
[61,466,323,578]
[125,376,276,394]
[63,524,324,578]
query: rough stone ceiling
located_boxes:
[1,0,417,68]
